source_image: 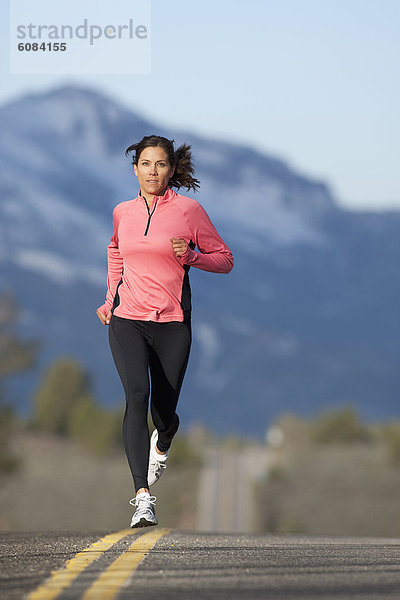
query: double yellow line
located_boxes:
[28,527,170,600]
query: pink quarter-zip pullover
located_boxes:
[97,187,233,322]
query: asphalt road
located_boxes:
[197,445,271,532]
[1,530,399,599]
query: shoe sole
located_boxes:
[148,429,159,487]
[148,471,162,486]
[131,517,158,528]
[148,430,168,486]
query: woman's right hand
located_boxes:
[96,307,112,325]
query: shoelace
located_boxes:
[149,459,166,472]
[129,495,157,511]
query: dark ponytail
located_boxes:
[125,135,200,192]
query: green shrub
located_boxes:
[167,433,203,467]
[69,401,123,456]
[311,406,370,444]
[380,422,400,465]
[32,356,124,455]
[32,357,94,435]
[66,395,122,455]
[0,400,20,474]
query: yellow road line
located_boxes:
[28,529,138,600]
[81,528,171,600]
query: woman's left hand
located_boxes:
[170,237,188,257]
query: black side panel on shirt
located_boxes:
[180,240,195,322]
[180,266,192,322]
[111,278,123,314]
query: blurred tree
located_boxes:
[0,291,39,474]
[32,356,123,454]
[311,406,370,444]
[379,422,400,465]
[32,357,95,435]
[68,396,123,455]
[167,433,202,467]
[0,403,19,474]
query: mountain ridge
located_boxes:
[1,84,399,436]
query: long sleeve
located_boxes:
[97,207,124,316]
[178,203,233,273]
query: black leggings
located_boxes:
[108,314,191,492]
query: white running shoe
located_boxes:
[148,429,169,486]
[130,492,158,528]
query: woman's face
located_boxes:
[133,146,175,198]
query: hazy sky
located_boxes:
[2,0,399,210]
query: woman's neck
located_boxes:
[140,187,168,208]
[142,194,154,208]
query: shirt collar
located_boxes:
[138,186,176,205]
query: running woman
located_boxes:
[96,135,233,527]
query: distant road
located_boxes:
[196,443,271,532]
[1,530,399,599]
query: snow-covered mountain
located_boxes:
[1,84,399,436]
